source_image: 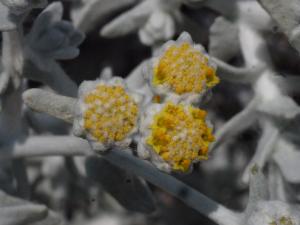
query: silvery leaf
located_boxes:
[100,0,153,37]
[0,190,48,225]
[0,0,47,15]
[209,16,239,61]
[243,166,300,225]
[47,46,80,60]
[22,59,78,97]
[256,95,300,121]
[258,0,300,34]
[202,0,238,19]
[241,121,279,184]
[246,165,269,216]
[29,1,63,40]
[0,72,10,96]
[0,2,24,31]
[33,27,68,52]
[245,200,300,225]
[280,114,300,146]
[267,162,288,201]
[32,211,63,225]
[138,10,175,46]
[273,139,300,183]
[24,109,70,134]
[22,2,81,96]
[71,0,137,33]
[85,156,156,213]
[22,88,76,123]
[258,0,300,53]
[26,2,85,60]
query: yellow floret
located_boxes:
[83,84,138,143]
[153,42,219,95]
[146,103,214,172]
[279,216,294,225]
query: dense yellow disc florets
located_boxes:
[153,42,219,95]
[146,103,215,172]
[278,216,294,225]
[83,85,138,143]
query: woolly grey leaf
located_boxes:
[241,122,279,184]
[273,140,300,183]
[0,190,48,225]
[29,1,63,40]
[71,0,137,33]
[0,2,23,31]
[202,0,239,19]
[0,205,47,225]
[32,28,67,52]
[69,30,85,47]
[99,67,113,80]
[267,162,288,201]
[54,20,77,37]
[0,72,10,95]
[250,165,269,199]
[24,109,70,134]
[48,47,80,60]
[100,0,153,37]
[245,201,300,225]
[22,89,76,123]
[85,156,156,213]
[258,0,300,33]
[0,0,47,14]
[256,95,300,120]
[32,211,63,225]
[211,57,263,83]
[0,30,24,96]
[209,17,239,61]
[138,10,175,46]
[245,165,269,216]
[258,0,300,53]
[26,3,85,60]
[22,58,78,97]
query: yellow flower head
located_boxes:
[153,42,219,94]
[149,32,219,103]
[83,85,138,142]
[144,102,215,172]
[278,216,294,225]
[74,78,141,151]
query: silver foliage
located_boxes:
[1,0,300,225]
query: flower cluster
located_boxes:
[74,32,219,173]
